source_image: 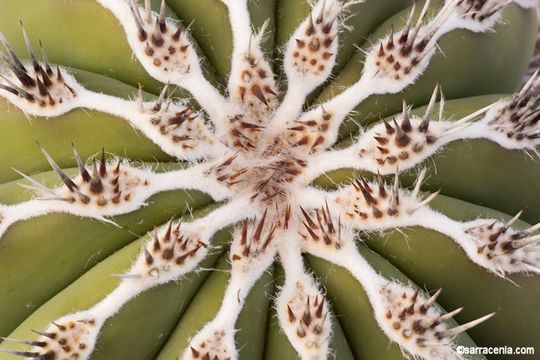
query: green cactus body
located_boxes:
[0,0,539,359]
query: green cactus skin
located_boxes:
[366,195,540,353]
[306,244,487,360]
[314,95,540,223]
[0,1,539,360]
[0,166,213,336]
[320,3,537,138]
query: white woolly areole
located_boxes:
[0,63,228,160]
[299,214,491,360]
[268,0,345,133]
[296,180,540,277]
[0,64,85,117]
[0,160,233,239]
[275,237,332,360]
[222,0,278,123]
[182,214,278,360]
[441,0,539,35]
[27,312,102,360]
[78,90,228,160]
[282,0,538,154]
[25,199,252,360]
[95,0,235,135]
[282,0,341,88]
[303,88,540,180]
[182,324,237,360]
[462,217,540,275]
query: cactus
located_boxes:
[0,0,539,359]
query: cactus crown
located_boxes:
[0,0,539,359]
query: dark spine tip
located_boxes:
[418,118,430,132]
[378,43,385,57]
[393,119,411,147]
[415,38,428,53]
[253,209,267,242]
[72,144,91,182]
[164,220,173,242]
[39,144,79,192]
[151,32,164,47]
[36,76,48,96]
[56,65,63,82]
[172,27,182,41]
[287,304,296,322]
[401,114,412,132]
[40,68,53,88]
[387,26,395,50]
[143,246,154,265]
[99,148,107,177]
[384,119,395,134]
[251,84,268,106]
[139,30,148,42]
